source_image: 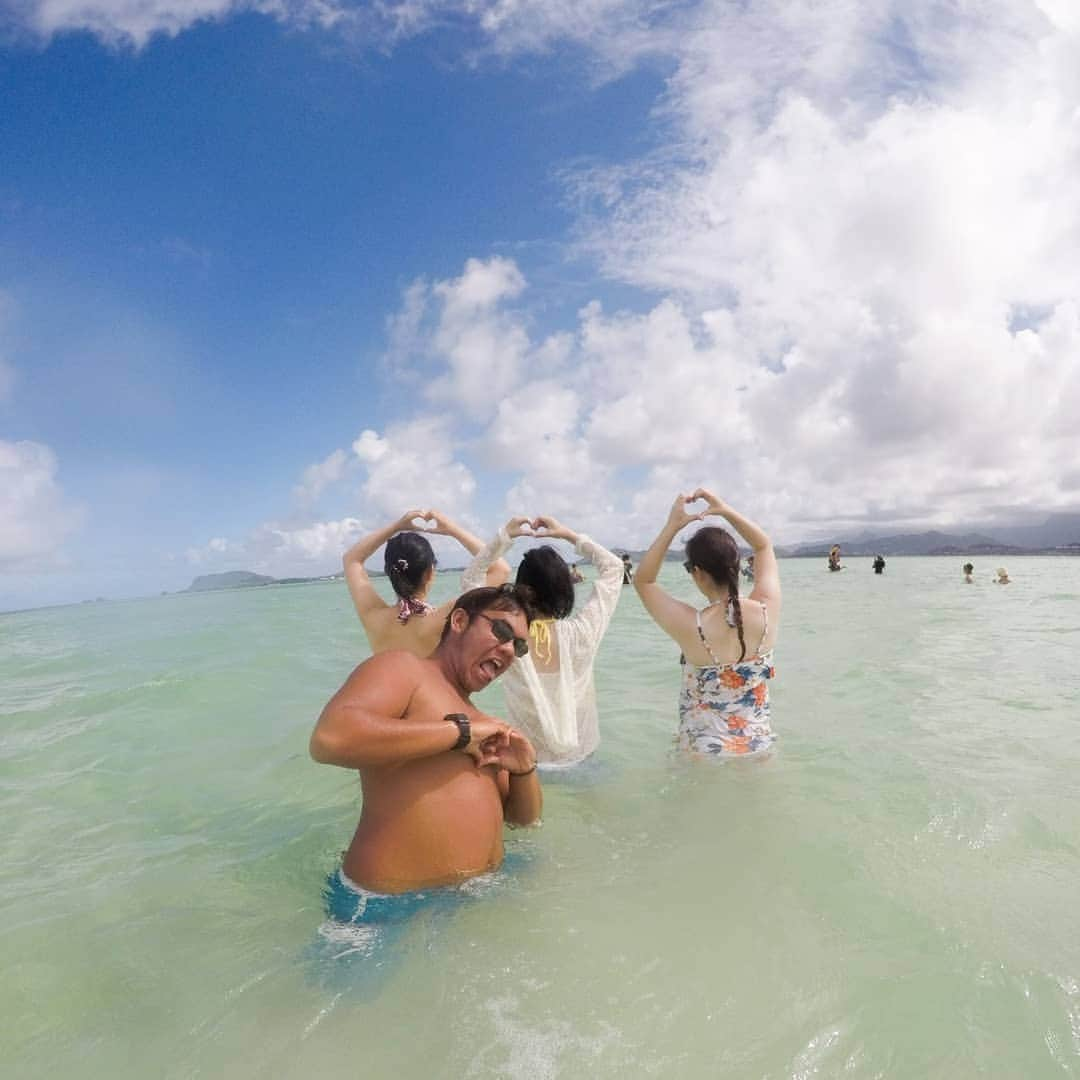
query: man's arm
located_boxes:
[503,769,543,826]
[311,652,456,768]
[310,652,514,769]
[487,730,542,826]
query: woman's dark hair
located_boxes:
[684,526,746,661]
[515,545,575,619]
[384,531,436,600]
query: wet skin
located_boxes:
[311,605,540,893]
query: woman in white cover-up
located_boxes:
[461,516,624,767]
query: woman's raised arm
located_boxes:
[343,510,423,619]
[428,510,510,588]
[691,488,781,610]
[633,495,703,641]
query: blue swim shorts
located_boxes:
[323,868,456,925]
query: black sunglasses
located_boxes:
[476,613,529,657]
[683,560,694,573]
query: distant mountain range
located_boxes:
[777,512,1080,557]
[185,570,343,592]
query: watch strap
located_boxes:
[445,712,471,751]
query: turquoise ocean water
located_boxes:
[3,558,1079,1078]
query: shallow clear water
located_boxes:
[3,558,1079,1078]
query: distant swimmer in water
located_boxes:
[462,516,623,767]
[872,554,886,574]
[635,489,780,758]
[311,585,540,899]
[962,562,975,584]
[621,552,634,584]
[995,567,1011,585]
[568,563,585,584]
[742,553,755,582]
[343,509,510,657]
[828,545,843,572]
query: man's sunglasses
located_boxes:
[476,613,529,657]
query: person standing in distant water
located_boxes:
[621,553,634,584]
[872,554,886,574]
[962,562,975,584]
[461,516,624,767]
[343,509,510,657]
[995,567,1011,585]
[635,489,781,758]
[569,563,585,584]
[828,545,843,572]
[742,553,756,582]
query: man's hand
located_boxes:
[479,728,537,775]
[462,713,512,766]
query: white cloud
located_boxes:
[352,429,389,463]
[186,414,483,577]
[550,1,1080,538]
[355,415,476,515]
[293,447,349,504]
[186,516,363,572]
[0,440,82,568]
[8,0,663,54]
[427,256,531,420]
[37,0,1079,555]
[12,0,348,48]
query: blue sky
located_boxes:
[3,1,1080,609]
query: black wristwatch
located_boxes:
[445,713,471,751]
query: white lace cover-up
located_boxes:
[461,529,624,767]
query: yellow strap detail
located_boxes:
[529,618,555,665]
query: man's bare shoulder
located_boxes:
[327,649,433,720]
[350,648,429,682]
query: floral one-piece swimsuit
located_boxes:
[678,599,776,757]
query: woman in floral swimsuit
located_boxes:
[634,488,781,757]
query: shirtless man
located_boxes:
[310,585,542,894]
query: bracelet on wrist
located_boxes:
[508,762,537,777]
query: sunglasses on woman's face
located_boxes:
[475,613,529,657]
[683,560,695,573]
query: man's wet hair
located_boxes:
[515,546,575,619]
[438,584,535,643]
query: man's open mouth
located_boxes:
[479,657,504,680]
